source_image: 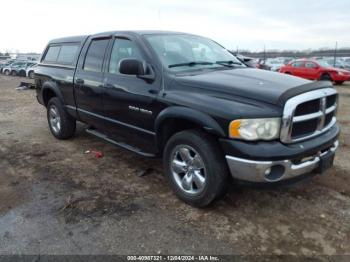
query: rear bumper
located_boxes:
[225,141,338,182]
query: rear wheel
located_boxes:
[47,97,76,139]
[335,81,344,85]
[163,129,229,207]
[285,72,292,75]
[320,73,332,81]
[4,70,10,76]
[11,70,17,76]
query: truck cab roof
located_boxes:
[48,31,195,44]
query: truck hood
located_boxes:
[173,68,331,106]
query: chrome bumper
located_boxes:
[225,141,339,183]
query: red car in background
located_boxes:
[279,59,350,85]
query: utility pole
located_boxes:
[263,44,266,63]
[333,41,337,67]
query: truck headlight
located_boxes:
[229,118,281,141]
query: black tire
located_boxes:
[29,71,35,79]
[335,81,344,85]
[163,129,229,207]
[19,70,26,77]
[285,72,292,75]
[47,97,76,139]
[320,73,332,81]
[11,70,17,76]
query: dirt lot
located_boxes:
[0,75,349,255]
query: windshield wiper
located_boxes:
[168,61,213,68]
[215,60,243,67]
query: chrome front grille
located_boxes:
[280,88,338,143]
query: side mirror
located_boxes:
[119,58,155,82]
[119,58,145,75]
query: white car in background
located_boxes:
[315,57,350,71]
[265,58,285,71]
[26,63,37,78]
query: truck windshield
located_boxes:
[145,34,245,71]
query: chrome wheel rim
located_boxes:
[49,105,61,134]
[171,145,206,195]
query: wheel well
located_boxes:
[285,72,291,74]
[157,118,208,153]
[42,88,56,107]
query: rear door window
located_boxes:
[83,39,109,72]
[44,46,61,62]
[292,61,304,67]
[305,62,317,68]
[57,45,79,64]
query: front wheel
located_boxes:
[47,97,76,139]
[319,73,332,81]
[11,70,17,76]
[29,71,35,79]
[163,129,229,207]
[4,70,10,76]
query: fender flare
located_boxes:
[155,106,226,137]
[41,81,65,106]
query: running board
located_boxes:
[86,128,155,157]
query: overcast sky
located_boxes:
[1,0,349,53]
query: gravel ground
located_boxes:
[0,75,349,255]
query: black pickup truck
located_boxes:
[35,31,339,207]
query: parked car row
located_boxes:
[0,59,38,78]
[234,56,294,71]
[232,55,350,84]
[315,57,350,71]
[265,57,294,71]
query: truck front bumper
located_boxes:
[225,141,338,182]
[220,124,340,183]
